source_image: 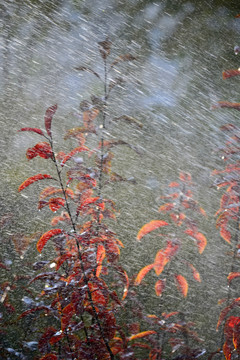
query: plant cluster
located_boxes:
[1,21,240,359]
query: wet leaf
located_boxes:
[188,263,201,282]
[216,297,240,330]
[37,229,63,253]
[228,272,240,282]
[222,70,240,80]
[61,146,89,166]
[220,226,231,244]
[128,331,156,341]
[44,104,57,138]
[158,203,174,212]
[155,279,165,297]
[175,274,188,297]
[74,65,101,79]
[19,306,50,319]
[135,264,154,285]
[18,174,54,192]
[213,101,240,111]
[26,142,53,160]
[154,250,168,276]
[113,115,143,129]
[18,127,45,136]
[137,220,169,241]
[195,232,207,254]
[111,54,136,67]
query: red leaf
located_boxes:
[26,142,53,160]
[228,272,240,282]
[61,146,89,166]
[220,226,231,244]
[19,306,50,319]
[175,274,188,297]
[18,127,44,136]
[37,229,63,253]
[128,330,156,341]
[135,264,154,285]
[222,70,240,80]
[137,220,169,241]
[44,104,57,138]
[61,303,74,331]
[155,279,165,297]
[48,198,65,212]
[217,297,240,330]
[18,174,53,192]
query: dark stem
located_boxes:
[50,136,114,359]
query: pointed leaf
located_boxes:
[44,104,57,138]
[222,70,240,80]
[61,146,89,166]
[213,101,240,111]
[188,263,201,282]
[220,226,231,244]
[155,279,165,297]
[195,232,207,254]
[175,274,188,297]
[154,250,168,276]
[18,127,45,136]
[135,264,154,285]
[37,229,63,253]
[128,330,156,341]
[228,272,240,282]
[18,174,54,192]
[137,220,169,241]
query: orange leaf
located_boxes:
[188,263,201,282]
[158,203,174,212]
[37,229,63,253]
[228,272,240,282]
[175,274,188,297]
[155,279,165,297]
[154,250,168,276]
[195,232,207,254]
[135,264,154,285]
[137,220,169,241]
[122,269,129,300]
[128,330,156,341]
[18,174,53,192]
